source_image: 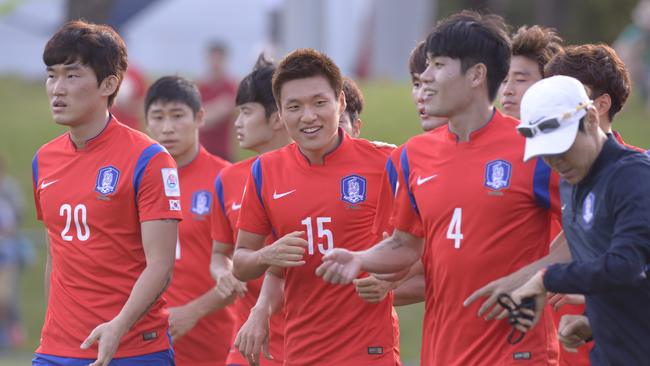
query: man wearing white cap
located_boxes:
[511,75,650,366]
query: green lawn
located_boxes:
[1,75,648,365]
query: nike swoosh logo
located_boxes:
[273,189,296,199]
[40,180,58,189]
[416,175,438,186]
[231,202,242,211]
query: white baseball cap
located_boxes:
[518,75,593,162]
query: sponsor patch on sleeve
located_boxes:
[161,168,181,197]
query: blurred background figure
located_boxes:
[340,77,364,137]
[198,41,238,161]
[615,0,650,112]
[110,64,148,130]
[0,155,30,352]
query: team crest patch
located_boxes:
[191,190,212,215]
[95,166,120,195]
[341,174,366,204]
[582,192,595,224]
[484,159,512,191]
[161,168,180,197]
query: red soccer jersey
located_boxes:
[237,131,399,366]
[31,116,183,358]
[212,157,285,365]
[392,109,561,365]
[164,146,234,366]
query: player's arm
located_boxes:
[211,241,247,298]
[392,262,425,306]
[233,230,307,282]
[81,219,177,366]
[235,266,284,364]
[354,261,425,305]
[316,229,424,285]
[203,93,236,127]
[463,231,571,319]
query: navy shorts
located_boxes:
[32,349,175,366]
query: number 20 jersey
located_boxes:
[392,109,561,366]
[31,117,183,358]
[237,131,399,366]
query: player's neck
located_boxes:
[298,133,342,165]
[447,100,494,142]
[68,110,111,149]
[174,143,200,168]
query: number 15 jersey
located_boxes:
[237,131,399,366]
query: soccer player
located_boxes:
[511,74,650,366]
[232,48,399,366]
[339,77,364,137]
[145,76,237,366]
[211,55,291,366]
[316,11,561,365]
[499,25,563,120]
[32,21,181,366]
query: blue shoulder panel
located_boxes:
[533,158,551,209]
[215,174,226,215]
[400,147,420,216]
[133,144,166,198]
[251,157,265,208]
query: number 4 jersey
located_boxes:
[31,116,183,358]
[237,130,400,366]
[392,109,561,366]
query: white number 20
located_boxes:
[300,216,334,255]
[446,207,463,249]
[59,203,90,242]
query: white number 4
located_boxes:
[446,208,463,249]
[300,216,334,255]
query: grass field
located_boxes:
[0,74,649,365]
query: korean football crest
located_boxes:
[95,166,120,195]
[582,192,595,225]
[484,160,512,191]
[191,190,212,215]
[341,174,366,204]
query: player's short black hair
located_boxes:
[409,41,427,79]
[343,77,364,122]
[425,10,511,101]
[144,76,202,116]
[43,20,128,107]
[236,54,277,117]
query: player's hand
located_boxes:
[234,307,274,366]
[258,231,308,268]
[548,293,585,311]
[510,270,548,333]
[558,314,592,353]
[463,268,533,320]
[215,270,247,298]
[168,305,200,343]
[315,248,362,285]
[80,318,128,366]
[353,275,393,303]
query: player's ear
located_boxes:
[269,111,283,130]
[338,91,347,119]
[468,63,487,89]
[592,93,612,120]
[195,107,206,128]
[584,105,600,132]
[100,75,119,98]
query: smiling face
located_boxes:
[46,62,113,127]
[411,72,448,131]
[419,55,475,119]
[146,101,203,162]
[499,56,543,119]
[278,75,344,163]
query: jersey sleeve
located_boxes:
[211,174,234,245]
[31,151,42,220]
[134,144,183,222]
[372,154,399,236]
[390,147,424,237]
[236,158,272,236]
[533,158,562,221]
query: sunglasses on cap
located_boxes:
[517,100,593,138]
